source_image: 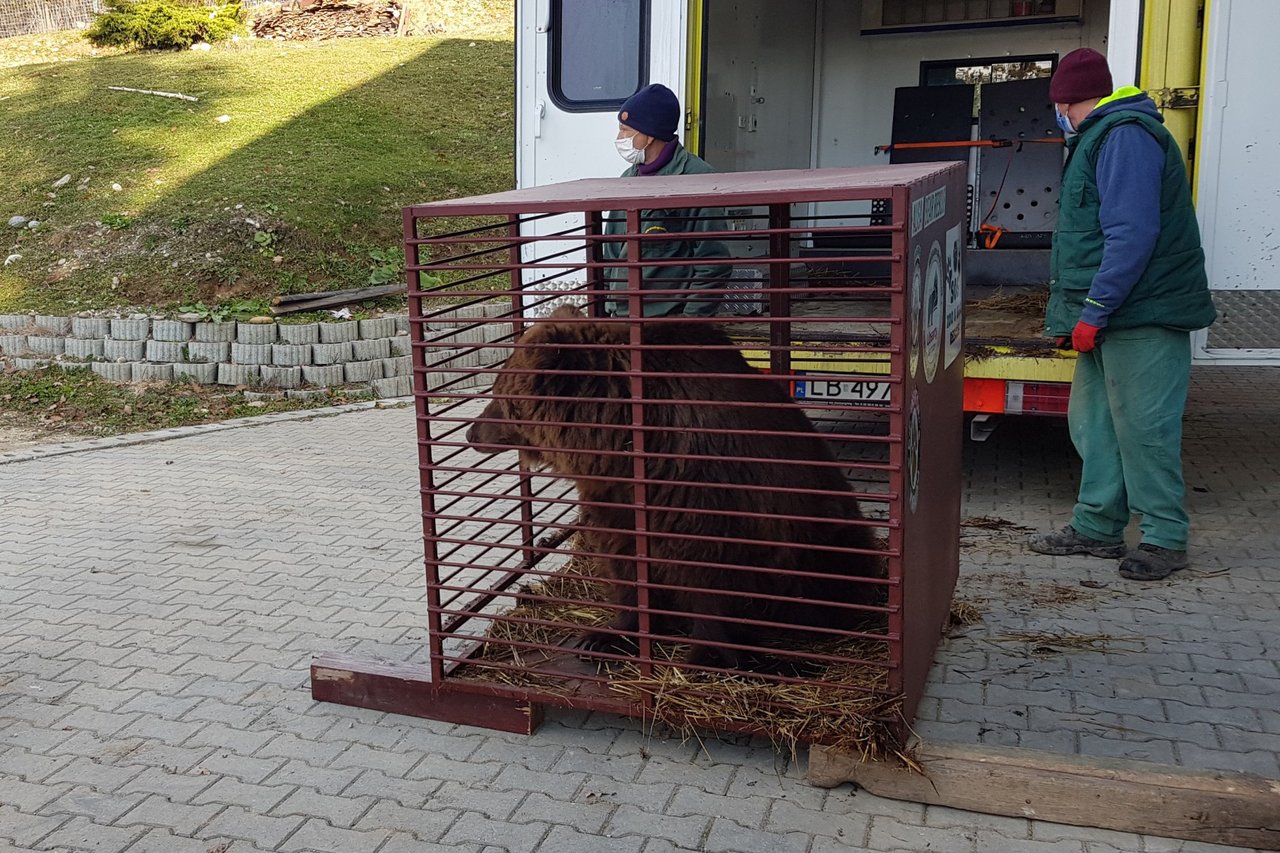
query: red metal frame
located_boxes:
[313,164,965,749]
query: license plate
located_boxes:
[794,377,892,407]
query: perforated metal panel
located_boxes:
[976,78,1062,243]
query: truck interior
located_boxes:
[698,0,1109,291]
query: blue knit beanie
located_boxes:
[618,84,680,142]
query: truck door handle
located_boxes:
[533,99,546,139]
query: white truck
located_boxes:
[514,0,1278,436]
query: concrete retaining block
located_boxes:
[278,323,320,345]
[104,338,146,361]
[393,315,410,334]
[359,318,396,339]
[174,362,218,384]
[132,362,173,383]
[372,375,412,398]
[71,317,111,338]
[389,334,412,356]
[385,355,412,377]
[187,341,230,363]
[318,321,359,344]
[110,318,150,340]
[271,344,312,366]
[260,365,302,389]
[217,363,260,386]
[0,335,29,356]
[312,341,352,365]
[151,320,193,341]
[92,362,132,382]
[0,314,29,330]
[12,357,48,371]
[26,336,66,356]
[352,337,391,361]
[343,360,381,383]
[231,342,273,365]
[301,364,345,386]
[145,340,186,362]
[285,388,330,401]
[245,390,285,402]
[33,315,71,335]
[64,338,105,359]
[194,322,237,343]
[236,322,277,344]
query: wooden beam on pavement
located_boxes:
[809,739,1280,850]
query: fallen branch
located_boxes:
[270,283,405,315]
[107,86,199,103]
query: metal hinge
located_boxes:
[1152,86,1200,110]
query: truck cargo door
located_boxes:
[1194,0,1280,361]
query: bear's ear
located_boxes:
[528,319,629,399]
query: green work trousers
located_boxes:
[1067,326,1192,551]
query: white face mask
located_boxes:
[615,132,647,165]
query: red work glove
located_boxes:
[1071,321,1102,352]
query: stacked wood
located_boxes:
[251,2,403,41]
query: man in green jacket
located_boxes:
[602,84,731,317]
[1028,48,1216,581]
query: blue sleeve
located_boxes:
[1083,125,1165,328]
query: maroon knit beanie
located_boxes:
[1050,48,1114,104]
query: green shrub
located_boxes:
[85,0,245,51]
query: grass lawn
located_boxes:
[0,366,379,450]
[0,18,514,314]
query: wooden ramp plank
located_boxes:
[809,740,1280,850]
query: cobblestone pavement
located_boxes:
[1,367,1273,852]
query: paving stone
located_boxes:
[114,793,222,834]
[269,786,373,828]
[352,800,460,842]
[441,812,550,851]
[192,777,294,811]
[704,817,808,853]
[199,805,304,849]
[0,805,71,848]
[117,766,217,804]
[38,815,144,852]
[278,817,388,853]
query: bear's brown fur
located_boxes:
[467,306,884,670]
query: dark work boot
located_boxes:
[1118,544,1190,580]
[1027,524,1126,559]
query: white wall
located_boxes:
[813,0,1113,169]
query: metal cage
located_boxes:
[313,163,965,753]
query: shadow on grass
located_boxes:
[0,35,513,311]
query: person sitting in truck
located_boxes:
[601,83,732,318]
[1027,48,1217,581]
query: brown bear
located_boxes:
[466,306,885,671]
